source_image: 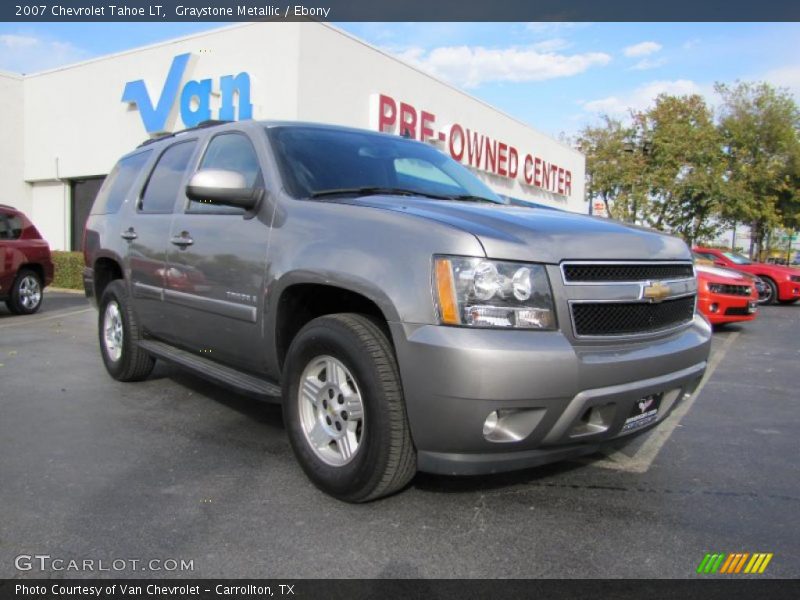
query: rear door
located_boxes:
[126,139,199,336]
[162,131,268,371]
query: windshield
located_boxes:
[267,126,502,203]
[722,251,753,265]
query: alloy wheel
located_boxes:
[298,355,365,467]
[103,301,124,362]
[19,275,41,310]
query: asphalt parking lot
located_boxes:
[1,292,798,579]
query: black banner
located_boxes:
[2,0,800,22]
[2,580,800,600]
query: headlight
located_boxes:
[433,256,556,329]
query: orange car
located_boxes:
[695,263,759,325]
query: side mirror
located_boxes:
[186,169,262,210]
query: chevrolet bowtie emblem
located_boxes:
[643,281,671,303]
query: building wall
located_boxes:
[0,71,29,214]
[30,181,69,251]
[21,23,302,183]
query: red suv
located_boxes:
[694,246,800,305]
[0,204,54,314]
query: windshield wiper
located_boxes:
[310,187,449,200]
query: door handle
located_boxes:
[170,232,194,248]
[120,227,137,241]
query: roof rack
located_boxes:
[137,120,232,147]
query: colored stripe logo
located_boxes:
[696,552,773,574]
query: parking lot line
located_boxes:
[0,308,93,330]
[583,330,740,473]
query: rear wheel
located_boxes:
[98,280,155,382]
[6,269,43,315]
[282,313,416,502]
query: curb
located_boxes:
[48,287,85,295]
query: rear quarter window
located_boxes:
[91,150,152,215]
[0,213,23,240]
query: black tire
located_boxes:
[282,313,416,502]
[759,277,779,305]
[98,280,155,382]
[6,268,43,315]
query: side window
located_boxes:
[0,215,10,240]
[0,214,23,240]
[91,150,152,215]
[188,133,262,214]
[140,141,197,214]
[8,216,23,239]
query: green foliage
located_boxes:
[576,80,800,255]
[643,94,725,243]
[51,251,84,290]
[576,116,642,221]
[715,81,800,256]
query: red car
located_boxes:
[0,204,54,314]
[694,246,800,305]
[695,263,759,325]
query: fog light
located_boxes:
[709,303,719,313]
[482,411,499,436]
[482,408,546,443]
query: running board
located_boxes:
[138,339,282,400]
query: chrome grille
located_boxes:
[561,261,696,338]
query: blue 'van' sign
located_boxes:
[122,54,253,134]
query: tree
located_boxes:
[715,82,800,258]
[576,115,649,223]
[642,94,725,244]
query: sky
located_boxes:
[1,21,798,139]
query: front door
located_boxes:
[163,131,268,372]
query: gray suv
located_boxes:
[84,120,712,502]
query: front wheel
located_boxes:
[758,278,778,305]
[98,280,155,382]
[6,269,43,315]
[282,313,416,502]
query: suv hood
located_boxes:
[348,196,691,263]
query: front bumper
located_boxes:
[777,279,800,301]
[698,293,757,325]
[390,315,711,475]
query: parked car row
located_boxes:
[694,246,800,306]
[691,246,800,327]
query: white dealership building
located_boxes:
[0,21,586,251]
